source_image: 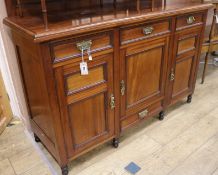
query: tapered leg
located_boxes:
[159,111,165,121]
[34,133,41,143]
[61,165,68,175]
[201,52,210,84]
[112,138,119,148]
[187,94,192,103]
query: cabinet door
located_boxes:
[169,27,202,104]
[55,53,115,158]
[120,37,169,122]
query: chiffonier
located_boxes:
[3,0,213,174]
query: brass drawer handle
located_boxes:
[170,69,175,81]
[139,109,148,119]
[187,16,196,25]
[76,40,92,52]
[120,80,125,96]
[110,94,115,109]
[77,40,93,61]
[143,26,154,35]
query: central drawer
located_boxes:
[120,19,171,45]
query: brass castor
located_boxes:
[61,165,68,175]
[187,95,192,103]
[34,134,41,143]
[112,138,119,148]
[159,111,165,121]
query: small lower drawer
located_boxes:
[121,101,163,130]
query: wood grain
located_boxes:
[3,1,212,174]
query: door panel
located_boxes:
[66,66,105,94]
[177,35,197,55]
[169,27,202,103]
[121,38,169,118]
[68,92,107,147]
[172,57,193,97]
[126,46,162,106]
[55,53,115,157]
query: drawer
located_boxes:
[51,32,113,63]
[121,101,163,130]
[121,20,171,45]
[176,13,204,30]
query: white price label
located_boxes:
[88,54,93,61]
[80,62,89,75]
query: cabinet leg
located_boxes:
[61,165,68,175]
[201,52,209,84]
[187,95,192,103]
[112,138,119,148]
[159,111,165,121]
[34,133,41,143]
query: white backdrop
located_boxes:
[0,0,30,129]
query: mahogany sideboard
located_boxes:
[3,0,213,174]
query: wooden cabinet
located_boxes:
[3,0,213,174]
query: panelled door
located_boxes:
[120,37,169,126]
[55,53,115,158]
[169,27,202,104]
[0,71,12,134]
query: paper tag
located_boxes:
[216,15,218,24]
[80,62,89,75]
[88,54,93,61]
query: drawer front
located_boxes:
[121,101,163,130]
[121,20,171,45]
[176,13,204,30]
[51,32,113,63]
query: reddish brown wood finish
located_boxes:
[120,37,169,130]
[169,26,205,105]
[120,19,171,45]
[176,12,204,30]
[3,1,212,174]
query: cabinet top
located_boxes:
[4,0,213,43]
